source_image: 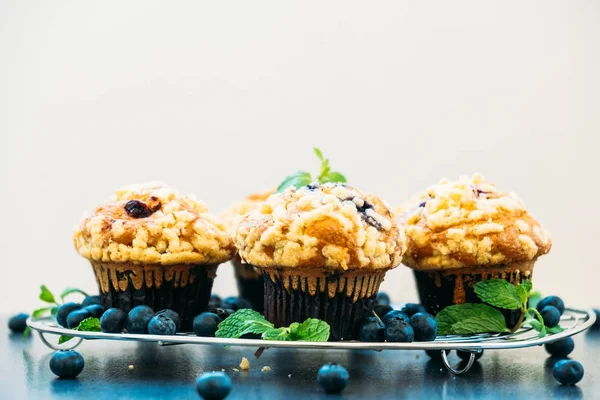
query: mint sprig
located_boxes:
[277,148,347,192]
[58,317,101,344]
[436,279,562,337]
[215,309,330,342]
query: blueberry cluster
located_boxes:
[56,295,104,329]
[193,295,250,337]
[361,293,437,343]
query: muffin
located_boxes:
[220,190,274,312]
[73,182,235,330]
[234,182,406,340]
[399,174,551,327]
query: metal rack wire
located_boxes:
[27,307,596,375]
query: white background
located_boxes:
[1,1,599,312]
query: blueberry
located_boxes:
[317,363,349,394]
[457,350,484,361]
[359,317,384,342]
[553,360,584,385]
[375,292,391,306]
[400,303,426,317]
[208,308,235,321]
[540,306,561,328]
[425,349,451,360]
[221,297,252,311]
[382,310,410,325]
[410,312,438,342]
[193,312,222,337]
[195,371,232,400]
[83,304,104,318]
[537,296,565,315]
[124,199,160,218]
[156,309,181,332]
[384,319,414,342]
[81,295,102,308]
[8,313,29,333]
[374,304,394,319]
[49,350,84,379]
[545,337,575,358]
[56,303,81,328]
[208,294,222,309]
[67,309,91,329]
[126,305,154,334]
[100,308,127,333]
[148,315,177,336]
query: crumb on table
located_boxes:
[261,366,271,372]
[232,368,239,372]
[128,365,134,371]
[240,357,250,371]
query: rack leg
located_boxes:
[38,332,83,351]
[441,350,477,375]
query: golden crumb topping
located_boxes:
[234,183,406,270]
[73,182,235,265]
[219,190,275,233]
[399,174,551,270]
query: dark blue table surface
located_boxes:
[1,314,597,399]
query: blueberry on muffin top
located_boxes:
[234,182,406,270]
[398,174,551,270]
[73,182,235,265]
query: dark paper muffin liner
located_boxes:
[413,262,535,329]
[232,256,264,313]
[91,261,218,331]
[260,267,387,341]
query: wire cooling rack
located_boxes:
[27,307,595,375]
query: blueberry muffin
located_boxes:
[220,190,274,312]
[73,182,235,330]
[234,182,406,340]
[399,174,551,327]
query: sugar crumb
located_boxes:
[232,368,239,372]
[128,365,135,371]
[240,357,250,371]
[261,366,271,372]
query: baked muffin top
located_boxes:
[74,182,235,265]
[399,174,551,270]
[219,190,274,233]
[234,182,406,270]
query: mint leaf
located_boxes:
[277,171,313,193]
[215,309,274,338]
[313,147,325,162]
[529,319,546,338]
[22,326,31,340]
[58,317,101,344]
[262,327,291,341]
[515,280,533,304]
[58,335,74,344]
[528,290,542,309]
[474,279,523,310]
[290,318,330,341]
[436,303,509,335]
[39,285,56,304]
[60,287,89,301]
[321,171,347,184]
[32,307,51,319]
[546,325,564,335]
[50,306,59,319]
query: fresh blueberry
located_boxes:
[126,305,154,334]
[382,310,410,325]
[208,294,222,310]
[66,309,91,329]
[56,303,81,328]
[400,303,426,317]
[317,363,349,394]
[195,371,232,400]
[384,319,414,342]
[545,337,575,358]
[148,315,177,336]
[425,349,451,360]
[537,296,565,315]
[81,295,102,308]
[359,317,384,342]
[540,306,561,328]
[8,313,29,333]
[374,304,394,319]
[457,350,484,361]
[193,312,222,337]
[156,309,181,332]
[410,312,438,342]
[221,297,252,311]
[553,360,584,385]
[375,292,391,306]
[49,350,84,379]
[83,304,104,319]
[100,308,127,333]
[209,308,235,321]
[593,309,600,328]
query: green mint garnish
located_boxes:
[276,148,347,192]
[58,317,101,344]
[527,290,543,309]
[436,303,510,335]
[474,279,526,310]
[39,285,57,304]
[215,309,331,342]
[60,288,89,301]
